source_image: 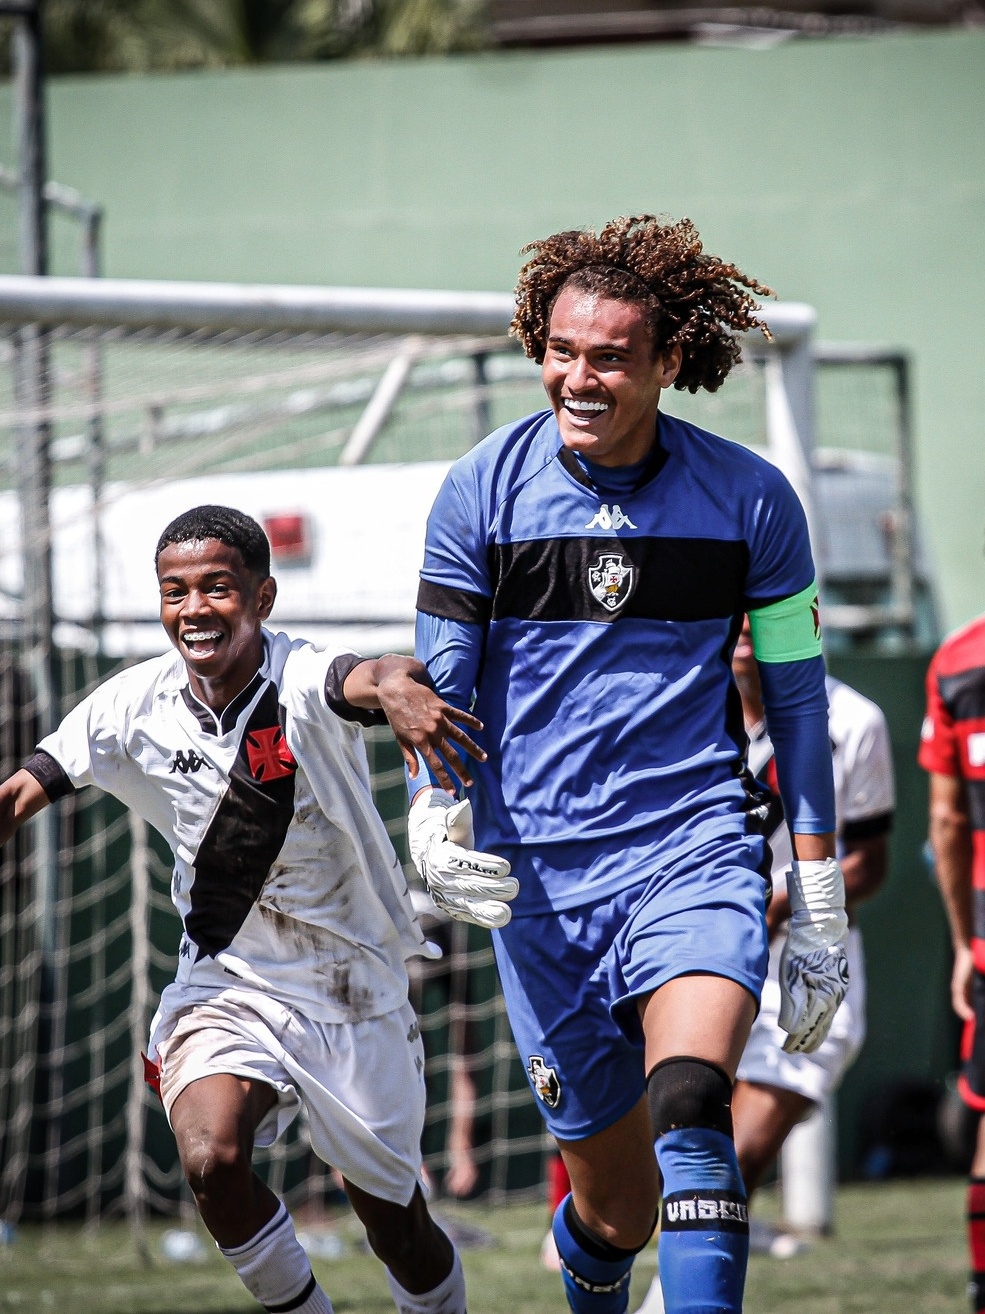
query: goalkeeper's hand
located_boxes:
[407,791,518,931]
[777,857,850,1054]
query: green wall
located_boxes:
[0,34,980,627]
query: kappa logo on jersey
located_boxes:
[245,726,298,782]
[588,553,634,613]
[170,749,213,775]
[585,504,637,531]
[811,592,821,640]
[526,1054,561,1108]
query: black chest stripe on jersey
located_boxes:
[491,536,751,622]
[184,683,297,960]
[418,537,750,626]
[417,536,749,626]
[491,536,749,623]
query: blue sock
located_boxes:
[655,1126,749,1314]
[551,1194,637,1314]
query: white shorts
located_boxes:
[150,984,427,1206]
[735,926,866,1105]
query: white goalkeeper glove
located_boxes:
[778,857,850,1055]
[407,791,518,931]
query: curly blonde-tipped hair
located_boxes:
[510,215,774,395]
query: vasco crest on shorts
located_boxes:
[588,553,634,613]
[527,1054,561,1108]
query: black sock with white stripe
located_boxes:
[219,1201,333,1313]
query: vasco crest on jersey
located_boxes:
[588,552,634,614]
[527,1054,561,1108]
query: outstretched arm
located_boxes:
[342,654,486,795]
[0,768,52,848]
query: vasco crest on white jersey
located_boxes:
[588,553,634,613]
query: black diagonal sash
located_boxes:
[184,683,297,960]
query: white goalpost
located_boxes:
[0,275,920,1232]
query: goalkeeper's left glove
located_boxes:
[778,857,850,1055]
[407,791,518,930]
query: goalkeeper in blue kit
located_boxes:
[405,215,848,1314]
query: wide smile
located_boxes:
[180,629,224,657]
[562,397,610,423]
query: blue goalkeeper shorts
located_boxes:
[492,828,770,1141]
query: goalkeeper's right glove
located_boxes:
[407,791,518,931]
[778,857,850,1054]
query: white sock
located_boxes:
[385,1247,466,1314]
[219,1201,333,1313]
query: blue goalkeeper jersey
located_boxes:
[416,407,834,912]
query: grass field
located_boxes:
[0,1177,969,1313]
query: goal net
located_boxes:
[0,279,922,1231]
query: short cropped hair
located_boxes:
[510,214,774,395]
[155,505,271,578]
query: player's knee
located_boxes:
[357,1186,446,1276]
[177,1128,250,1199]
[363,1220,416,1273]
[646,1057,734,1140]
[553,1194,652,1285]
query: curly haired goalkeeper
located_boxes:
[406,215,848,1314]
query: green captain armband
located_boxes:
[747,582,822,663]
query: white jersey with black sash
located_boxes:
[27,629,429,1024]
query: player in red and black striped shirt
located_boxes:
[919,613,985,1314]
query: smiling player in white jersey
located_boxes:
[0,504,486,1314]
